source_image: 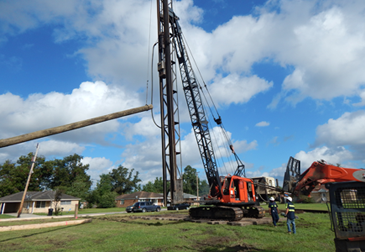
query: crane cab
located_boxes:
[221,175,257,204]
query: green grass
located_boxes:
[290,203,329,211]
[0,214,14,219]
[0,211,335,252]
[33,207,128,216]
[0,217,81,226]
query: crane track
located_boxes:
[189,205,265,221]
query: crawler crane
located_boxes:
[156,0,264,221]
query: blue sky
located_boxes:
[1,0,365,188]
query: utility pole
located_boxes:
[196,172,199,199]
[17,143,40,218]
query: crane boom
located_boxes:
[157,5,265,220]
[168,10,222,197]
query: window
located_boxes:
[120,199,124,205]
[61,201,71,205]
[36,201,46,208]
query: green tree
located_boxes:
[183,165,198,195]
[50,154,92,197]
[0,153,54,197]
[142,177,166,193]
[98,191,117,208]
[143,181,155,192]
[109,165,141,195]
[93,174,116,208]
[199,180,210,196]
[0,160,19,197]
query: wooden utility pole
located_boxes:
[0,104,153,148]
[196,172,199,199]
[17,143,40,218]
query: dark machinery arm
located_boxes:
[168,10,222,197]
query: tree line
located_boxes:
[0,153,209,208]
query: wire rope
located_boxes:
[145,0,154,105]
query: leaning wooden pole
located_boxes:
[17,143,40,218]
[0,104,153,148]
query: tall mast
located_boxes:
[157,0,182,205]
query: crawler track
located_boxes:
[189,205,265,221]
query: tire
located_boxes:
[142,208,146,213]
[186,207,189,210]
[156,207,160,212]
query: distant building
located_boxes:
[115,191,164,208]
[0,191,80,214]
[250,176,280,201]
[310,185,330,203]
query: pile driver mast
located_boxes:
[157,0,183,206]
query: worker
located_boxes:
[268,197,279,227]
[285,196,296,234]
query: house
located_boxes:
[115,191,164,208]
[167,192,199,205]
[310,185,330,203]
[0,191,81,214]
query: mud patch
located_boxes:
[194,236,260,252]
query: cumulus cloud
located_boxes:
[81,156,114,184]
[209,74,273,106]
[294,146,353,169]
[315,110,365,147]
[256,121,270,127]
[0,81,141,142]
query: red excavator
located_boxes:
[283,157,365,196]
[283,157,365,252]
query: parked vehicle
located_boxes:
[126,204,134,213]
[167,203,190,210]
[131,202,161,213]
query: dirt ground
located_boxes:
[124,210,284,226]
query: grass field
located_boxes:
[0,209,335,252]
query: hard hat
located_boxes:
[287,196,292,202]
[269,197,275,201]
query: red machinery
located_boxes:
[283,157,365,197]
[283,157,365,251]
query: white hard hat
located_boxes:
[287,196,292,202]
[269,197,275,201]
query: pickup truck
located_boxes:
[128,202,161,213]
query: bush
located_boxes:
[98,192,117,208]
[299,195,315,203]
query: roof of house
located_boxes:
[167,192,197,199]
[0,191,81,203]
[311,184,329,193]
[115,191,163,200]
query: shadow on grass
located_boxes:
[0,225,78,243]
[95,216,187,227]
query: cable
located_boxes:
[150,42,161,129]
[146,0,153,105]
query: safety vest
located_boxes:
[286,202,295,219]
[268,202,278,213]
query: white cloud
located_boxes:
[315,110,365,147]
[81,156,114,184]
[209,74,273,106]
[294,146,353,169]
[0,81,141,143]
[256,121,270,127]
